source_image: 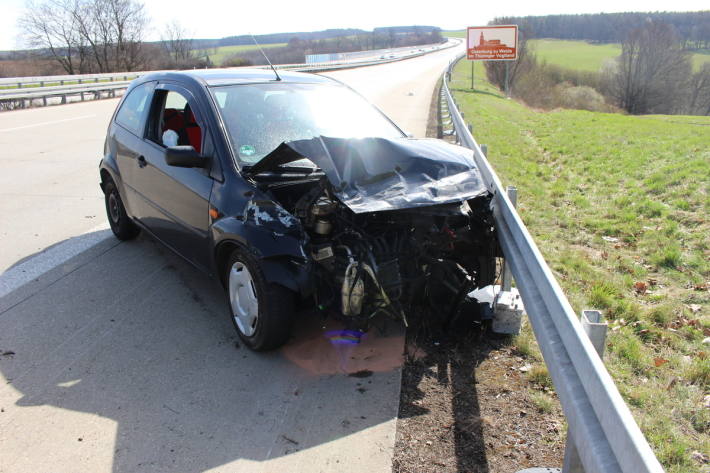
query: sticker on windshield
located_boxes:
[239,144,256,157]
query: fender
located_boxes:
[99,155,120,189]
[211,213,312,295]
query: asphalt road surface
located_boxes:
[0,42,464,473]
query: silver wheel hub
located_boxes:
[228,262,259,337]
[108,192,120,223]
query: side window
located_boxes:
[115,82,153,135]
[149,90,204,154]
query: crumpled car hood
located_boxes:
[247,136,488,213]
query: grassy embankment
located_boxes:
[450,59,709,471]
[193,43,287,66]
[444,31,710,71]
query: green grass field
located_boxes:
[529,39,621,71]
[530,39,709,72]
[445,31,709,71]
[451,60,709,472]
[194,43,287,65]
[442,30,466,38]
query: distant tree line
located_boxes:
[493,11,710,49]
[202,29,371,50]
[483,19,710,115]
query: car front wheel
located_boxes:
[225,249,294,351]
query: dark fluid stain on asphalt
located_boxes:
[348,369,373,378]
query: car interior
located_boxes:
[157,91,203,153]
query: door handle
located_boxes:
[137,155,147,168]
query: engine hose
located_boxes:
[360,262,408,327]
[365,247,379,273]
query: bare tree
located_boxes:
[484,35,534,94]
[607,21,692,114]
[161,20,193,67]
[19,0,85,74]
[18,0,148,73]
[686,63,710,115]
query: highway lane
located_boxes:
[324,44,459,137]
[0,42,464,473]
[0,100,119,272]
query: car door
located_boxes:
[130,83,214,270]
[112,81,156,217]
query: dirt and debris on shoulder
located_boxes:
[392,323,565,473]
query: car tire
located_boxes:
[104,179,140,241]
[224,248,294,351]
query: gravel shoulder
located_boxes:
[392,323,565,473]
[392,81,566,473]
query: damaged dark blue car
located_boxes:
[99,68,497,350]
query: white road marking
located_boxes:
[0,223,112,300]
[0,114,96,132]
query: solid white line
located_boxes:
[0,223,113,300]
[0,114,96,132]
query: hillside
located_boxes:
[530,39,710,72]
[443,32,710,71]
[192,43,287,66]
[450,59,710,472]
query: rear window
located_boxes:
[115,82,153,135]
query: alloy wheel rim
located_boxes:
[108,192,120,223]
[228,262,259,337]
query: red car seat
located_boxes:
[184,104,202,153]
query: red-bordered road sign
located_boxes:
[467,25,518,61]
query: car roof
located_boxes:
[139,68,337,88]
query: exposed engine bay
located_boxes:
[245,136,499,329]
[294,183,496,328]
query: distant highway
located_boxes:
[0,43,464,473]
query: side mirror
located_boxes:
[165,146,208,168]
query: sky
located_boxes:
[1,0,708,51]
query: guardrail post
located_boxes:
[563,309,608,473]
[580,309,607,359]
[501,186,517,291]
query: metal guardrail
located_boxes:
[0,82,129,108]
[0,72,143,88]
[440,57,664,473]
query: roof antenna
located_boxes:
[251,34,281,81]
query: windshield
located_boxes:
[210,82,404,165]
